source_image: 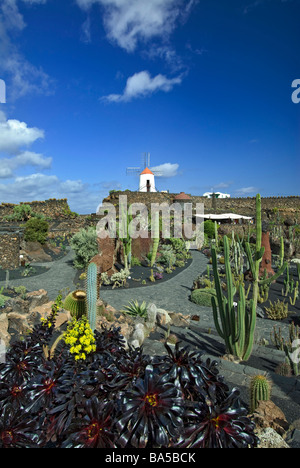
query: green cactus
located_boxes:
[279,236,284,267]
[118,202,132,270]
[250,373,272,413]
[149,211,159,282]
[244,194,287,309]
[85,262,98,333]
[270,322,300,376]
[63,290,87,319]
[289,281,299,306]
[214,221,218,249]
[211,235,256,361]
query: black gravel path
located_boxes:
[0,247,76,299]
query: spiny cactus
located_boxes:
[63,290,87,319]
[85,262,98,333]
[211,235,256,361]
[244,194,288,309]
[149,211,159,282]
[250,373,272,414]
[288,277,299,305]
[118,201,132,270]
[275,361,293,378]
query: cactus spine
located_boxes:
[86,262,97,332]
[250,374,272,413]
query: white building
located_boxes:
[139,167,157,192]
[203,191,230,199]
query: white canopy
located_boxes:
[194,212,253,220]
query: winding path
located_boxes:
[0,247,292,340]
[0,247,76,300]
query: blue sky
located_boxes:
[0,0,299,214]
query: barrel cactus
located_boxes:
[63,290,87,319]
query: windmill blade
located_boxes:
[126,167,141,175]
[142,152,151,168]
[151,169,163,176]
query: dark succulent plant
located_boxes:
[62,397,117,448]
[116,365,184,448]
[0,404,40,448]
[0,297,259,448]
[177,388,257,448]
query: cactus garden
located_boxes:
[0,194,300,449]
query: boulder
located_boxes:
[252,400,289,435]
[256,427,290,448]
[90,236,118,277]
[131,237,153,261]
[26,289,49,309]
[0,313,10,347]
[156,308,172,326]
[23,241,52,262]
[168,312,190,327]
[259,231,275,277]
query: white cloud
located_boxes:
[234,186,258,196]
[150,162,179,178]
[0,115,44,153]
[0,0,53,99]
[0,151,52,178]
[60,179,87,193]
[103,70,182,102]
[0,111,105,214]
[76,0,195,52]
[0,173,108,214]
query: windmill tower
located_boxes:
[126,152,162,192]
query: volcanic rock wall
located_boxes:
[103,192,300,220]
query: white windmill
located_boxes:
[126,152,162,192]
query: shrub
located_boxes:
[158,245,176,268]
[24,218,49,244]
[191,288,217,306]
[0,287,8,307]
[70,227,98,269]
[3,204,33,222]
[0,315,258,448]
[204,220,217,239]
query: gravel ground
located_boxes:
[0,247,76,299]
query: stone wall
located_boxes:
[0,232,20,270]
[0,198,71,220]
[103,192,300,220]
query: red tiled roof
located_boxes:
[174,192,192,200]
[140,167,154,175]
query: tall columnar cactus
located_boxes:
[250,374,272,414]
[211,235,256,361]
[244,194,288,311]
[118,202,132,270]
[149,211,160,282]
[214,221,218,250]
[279,236,284,267]
[85,262,98,333]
